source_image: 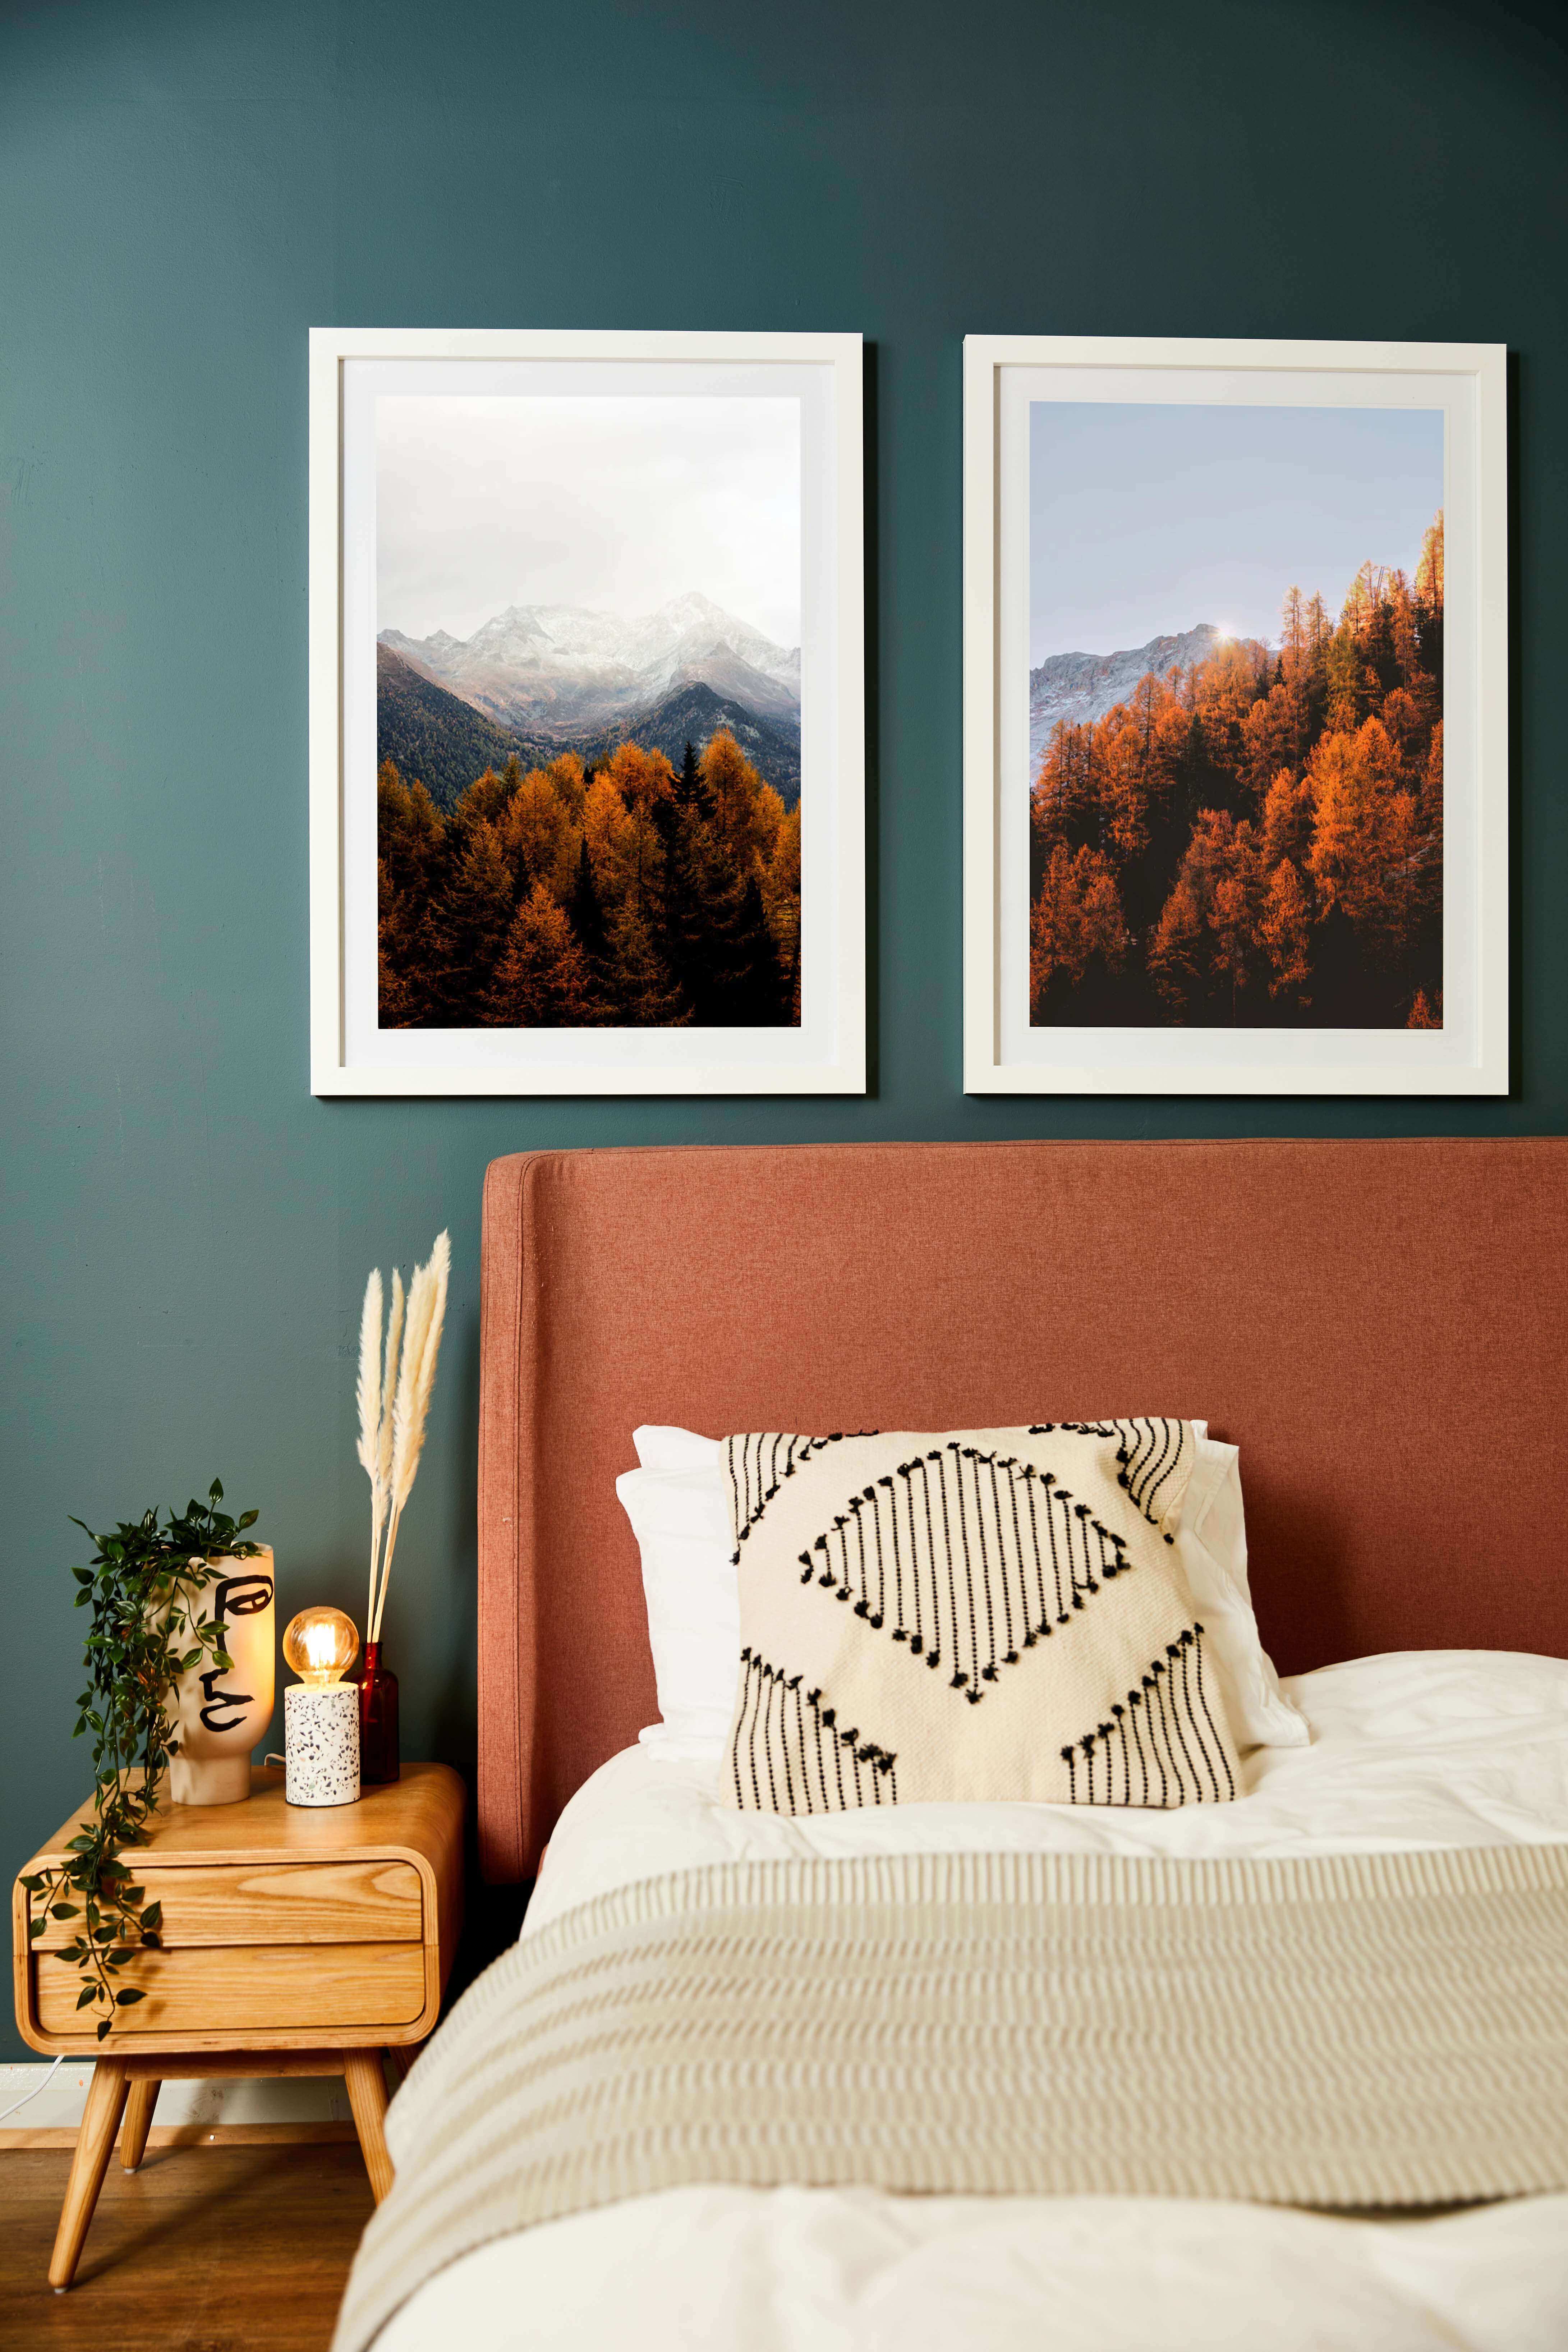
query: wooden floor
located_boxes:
[0,2141,373,2350]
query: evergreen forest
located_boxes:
[378,730,800,1028]
[1031,515,1444,1029]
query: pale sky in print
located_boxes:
[1030,402,1444,665]
[378,394,802,645]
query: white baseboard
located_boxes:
[0,2061,349,2137]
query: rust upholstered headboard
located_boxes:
[477,1137,1568,1880]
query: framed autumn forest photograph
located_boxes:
[963,336,1508,1095]
[309,330,864,1095]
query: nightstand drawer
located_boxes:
[28,1860,422,1949]
[35,1940,428,2036]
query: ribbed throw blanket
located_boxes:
[334,1847,1568,2352]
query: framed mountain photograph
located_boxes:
[962,336,1507,1094]
[309,329,863,1095]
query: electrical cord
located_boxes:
[0,2052,65,2126]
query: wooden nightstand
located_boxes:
[12,1761,464,2290]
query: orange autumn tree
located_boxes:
[486,882,593,1025]
[1029,844,1128,1014]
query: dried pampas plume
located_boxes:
[356,1267,386,1630]
[355,1233,450,1645]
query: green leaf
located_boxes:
[140,1901,162,1931]
[27,1919,43,1939]
[18,1874,42,1893]
[96,2017,113,2041]
[115,1986,146,2007]
[52,1903,79,1919]
[75,1986,97,2010]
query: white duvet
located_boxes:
[379,1651,1568,2351]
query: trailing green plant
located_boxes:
[19,1482,261,2039]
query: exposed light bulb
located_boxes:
[282,1605,359,1689]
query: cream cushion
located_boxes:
[720,1422,1242,1811]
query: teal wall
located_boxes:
[3,0,1565,2055]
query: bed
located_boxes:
[341,1139,1568,2351]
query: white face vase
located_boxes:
[167,1547,276,1805]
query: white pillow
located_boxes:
[1180,1423,1309,1749]
[623,1423,1307,1756]
[615,1457,740,1751]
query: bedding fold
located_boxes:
[334,1845,1568,2352]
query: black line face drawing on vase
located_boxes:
[168,1550,276,1806]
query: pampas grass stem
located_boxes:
[369,1231,449,1643]
[370,1267,404,1632]
[356,1268,385,1635]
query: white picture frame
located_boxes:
[309,328,864,1097]
[963,335,1508,1096]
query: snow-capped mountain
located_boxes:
[379,591,801,740]
[1029,624,1223,766]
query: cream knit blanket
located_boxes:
[334,1846,1568,2352]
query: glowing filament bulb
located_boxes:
[282,1605,359,1689]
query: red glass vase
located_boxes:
[358,1641,400,1785]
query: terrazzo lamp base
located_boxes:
[284,1681,360,1807]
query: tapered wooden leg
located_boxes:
[49,2058,130,2291]
[342,2050,394,2204]
[120,2077,159,2171]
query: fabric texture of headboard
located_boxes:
[477,1138,1568,1881]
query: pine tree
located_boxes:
[450,765,514,836]
[700,729,777,870]
[565,833,615,1021]
[607,895,689,1026]
[376,759,446,1024]
[760,803,802,1026]
[1029,843,1127,1016]
[1305,717,1421,967]
[720,874,790,1025]
[426,817,516,1021]
[656,804,764,1023]
[1416,513,1445,614]
[1148,876,1204,1018]
[1261,769,1311,870]
[1421,720,1444,835]
[1260,860,1313,1004]
[567,832,609,964]
[1280,586,1306,674]
[498,767,574,898]
[485,882,592,1028]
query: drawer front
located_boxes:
[29,1860,422,1950]
[35,1940,428,2036]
